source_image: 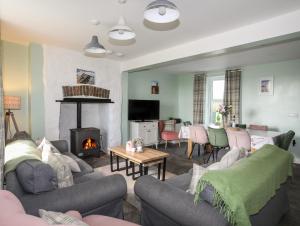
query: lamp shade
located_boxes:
[84,36,106,54]
[4,96,21,110]
[144,0,180,24]
[109,17,136,41]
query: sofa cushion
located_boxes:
[63,152,94,177]
[42,149,74,188]
[16,160,57,194]
[60,155,81,173]
[38,137,60,154]
[39,209,88,226]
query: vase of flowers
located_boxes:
[133,138,144,153]
[217,104,232,128]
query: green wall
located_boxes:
[121,71,194,143]
[2,41,30,135]
[1,41,44,140]
[29,43,45,140]
[241,59,300,161]
[128,70,179,120]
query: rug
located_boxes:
[95,163,176,210]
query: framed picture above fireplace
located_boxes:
[77,68,95,85]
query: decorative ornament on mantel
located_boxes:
[144,0,180,24]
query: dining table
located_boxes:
[179,125,284,159]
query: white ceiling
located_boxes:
[1,0,300,60]
[148,39,300,74]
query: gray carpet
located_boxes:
[84,142,299,226]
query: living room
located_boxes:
[1,1,300,226]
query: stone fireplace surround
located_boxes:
[43,45,122,151]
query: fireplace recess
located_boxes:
[56,98,114,157]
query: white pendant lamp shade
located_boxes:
[85,35,106,54]
[109,17,136,41]
[144,0,179,24]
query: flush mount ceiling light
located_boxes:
[84,35,106,54]
[109,16,136,41]
[144,0,180,24]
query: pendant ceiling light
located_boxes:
[144,0,180,24]
[84,35,106,54]
[109,17,136,41]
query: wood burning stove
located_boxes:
[70,127,100,157]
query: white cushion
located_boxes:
[38,137,81,173]
[219,147,240,168]
[60,155,81,173]
[37,137,60,154]
[188,164,208,194]
[188,147,240,194]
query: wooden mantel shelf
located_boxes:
[56,98,114,104]
[56,98,114,128]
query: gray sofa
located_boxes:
[5,140,127,218]
[135,171,289,226]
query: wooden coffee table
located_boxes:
[109,146,169,181]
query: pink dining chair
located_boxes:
[249,124,268,131]
[188,124,209,158]
[226,128,251,151]
[159,120,180,149]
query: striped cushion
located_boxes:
[39,209,88,226]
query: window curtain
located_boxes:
[0,65,4,189]
[193,73,206,124]
[224,69,241,124]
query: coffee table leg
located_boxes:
[139,164,143,177]
[144,166,149,175]
[110,151,113,172]
[158,163,161,180]
[162,158,167,181]
[116,156,120,171]
[132,163,135,180]
[125,159,129,176]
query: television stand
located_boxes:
[130,121,159,149]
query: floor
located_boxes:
[84,142,300,226]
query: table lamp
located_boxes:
[4,96,21,141]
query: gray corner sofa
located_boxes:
[134,171,289,226]
[5,140,127,218]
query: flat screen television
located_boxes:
[128,99,160,121]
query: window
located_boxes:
[205,76,225,125]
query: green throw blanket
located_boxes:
[195,144,293,226]
[4,140,41,175]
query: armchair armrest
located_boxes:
[20,174,127,216]
[134,176,229,226]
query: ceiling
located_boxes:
[1,0,300,60]
[147,39,300,74]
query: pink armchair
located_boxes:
[159,120,180,149]
[0,190,139,226]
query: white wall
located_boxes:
[43,45,122,150]
[242,59,300,162]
